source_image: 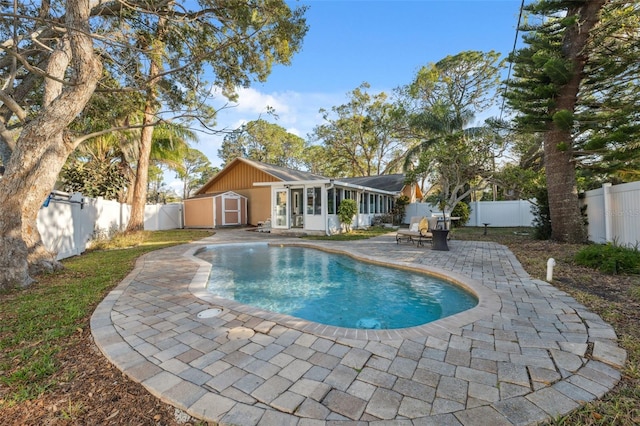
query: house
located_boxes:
[183,157,421,235]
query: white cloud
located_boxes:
[230,88,342,135]
[186,86,349,169]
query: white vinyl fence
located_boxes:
[406,181,640,246]
[37,191,183,260]
[581,181,640,247]
[404,200,536,227]
[467,200,536,227]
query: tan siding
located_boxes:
[195,161,278,226]
[402,184,422,202]
[184,197,214,228]
[233,187,271,226]
[203,162,279,193]
[214,197,222,227]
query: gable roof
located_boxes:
[336,174,407,193]
[194,157,328,195]
[244,158,328,182]
[194,157,410,197]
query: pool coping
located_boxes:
[91,230,628,425]
[185,241,501,342]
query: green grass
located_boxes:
[0,229,213,403]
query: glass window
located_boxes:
[328,188,335,214]
[307,187,322,215]
[314,187,321,214]
[306,188,314,214]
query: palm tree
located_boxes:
[62,121,195,203]
[401,103,496,215]
[402,103,475,170]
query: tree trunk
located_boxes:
[25,36,71,275]
[544,130,585,243]
[0,0,102,289]
[125,8,168,233]
[544,0,607,243]
[21,135,69,276]
[126,101,156,232]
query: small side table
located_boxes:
[432,229,449,251]
[483,223,490,236]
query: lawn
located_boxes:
[0,229,214,424]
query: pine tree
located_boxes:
[506,0,609,243]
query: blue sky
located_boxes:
[168,0,524,190]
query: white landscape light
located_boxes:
[546,258,556,282]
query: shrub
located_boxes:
[575,242,640,275]
[451,201,470,227]
[372,214,393,225]
[337,199,358,232]
[392,195,410,225]
[531,186,552,240]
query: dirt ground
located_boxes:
[0,328,191,426]
[1,234,638,425]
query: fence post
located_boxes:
[603,183,613,243]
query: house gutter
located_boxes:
[325,179,335,236]
[253,179,331,187]
[332,180,398,196]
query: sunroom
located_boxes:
[255,179,398,235]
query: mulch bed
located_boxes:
[0,328,193,426]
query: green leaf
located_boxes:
[552,109,574,131]
[543,58,571,85]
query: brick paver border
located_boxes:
[91,230,626,425]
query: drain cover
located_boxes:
[197,307,223,319]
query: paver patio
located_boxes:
[91,229,626,425]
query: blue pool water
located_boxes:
[196,243,477,330]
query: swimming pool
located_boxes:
[196,243,478,330]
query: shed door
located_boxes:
[223,195,241,225]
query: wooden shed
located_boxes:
[183,191,247,228]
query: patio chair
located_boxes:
[396,216,432,247]
[257,218,271,233]
[428,216,440,231]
